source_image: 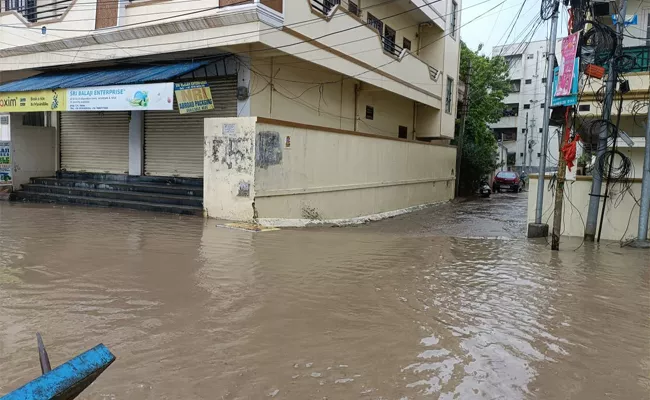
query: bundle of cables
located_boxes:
[541,0,558,21]
[629,99,649,128]
[579,118,617,144]
[595,149,632,182]
[579,20,618,67]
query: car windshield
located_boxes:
[497,172,517,179]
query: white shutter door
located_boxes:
[144,77,238,177]
[59,112,130,173]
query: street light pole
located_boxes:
[528,0,559,238]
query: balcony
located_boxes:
[491,117,518,130]
[301,0,442,107]
[601,46,650,73]
[3,0,72,23]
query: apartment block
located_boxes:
[0,0,462,223]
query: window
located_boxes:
[579,104,591,111]
[542,77,547,83]
[504,55,522,71]
[450,1,458,39]
[523,104,530,109]
[520,152,524,157]
[539,128,543,133]
[403,37,412,51]
[5,0,37,22]
[510,79,521,93]
[22,112,45,126]
[497,171,518,180]
[521,128,526,133]
[526,54,534,59]
[398,125,408,139]
[365,105,374,120]
[540,103,545,108]
[367,13,383,32]
[348,0,359,16]
[537,152,541,157]
[525,79,532,84]
[445,76,454,114]
[503,104,519,117]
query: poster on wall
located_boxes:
[174,82,214,114]
[67,83,174,111]
[0,141,12,186]
[0,89,66,112]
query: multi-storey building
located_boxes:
[0,0,462,223]
[491,39,560,173]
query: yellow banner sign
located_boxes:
[0,89,66,112]
[174,82,214,114]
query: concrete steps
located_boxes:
[30,178,203,197]
[13,173,203,216]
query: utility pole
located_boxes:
[630,105,650,248]
[552,113,569,250]
[529,0,559,238]
[523,112,529,171]
[584,0,628,241]
[455,59,472,198]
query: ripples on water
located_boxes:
[0,202,648,399]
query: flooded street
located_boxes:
[0,193,648,399]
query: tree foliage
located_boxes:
[457,42,511,194]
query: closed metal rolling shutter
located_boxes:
[144,77,238,177]
[59,112,130,173]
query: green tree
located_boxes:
[457,42,511,194]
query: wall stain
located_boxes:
[210,137,253,173]
[256,131,282,169]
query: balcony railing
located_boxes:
[311,0,340,15]
[381,36,403,58]
[4,0,73,22]
[599,46,650,73]
[619,46,649,72]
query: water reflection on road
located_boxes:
[0,194,648,399]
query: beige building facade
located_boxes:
[0,0,461,222]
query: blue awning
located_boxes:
[0,61,211,92]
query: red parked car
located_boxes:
[493,171,524,193]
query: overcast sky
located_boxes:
[460,0,570,56]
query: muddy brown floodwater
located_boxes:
[0,193,648,399]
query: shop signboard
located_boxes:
[174,81,214,114]
[552,58,580,107]
[0,89,66,112]
[66,83,174,111]
[0,141,12,186]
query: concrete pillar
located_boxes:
[204,117,257,221]
[50,111,59,171]
[129,111,144,176]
